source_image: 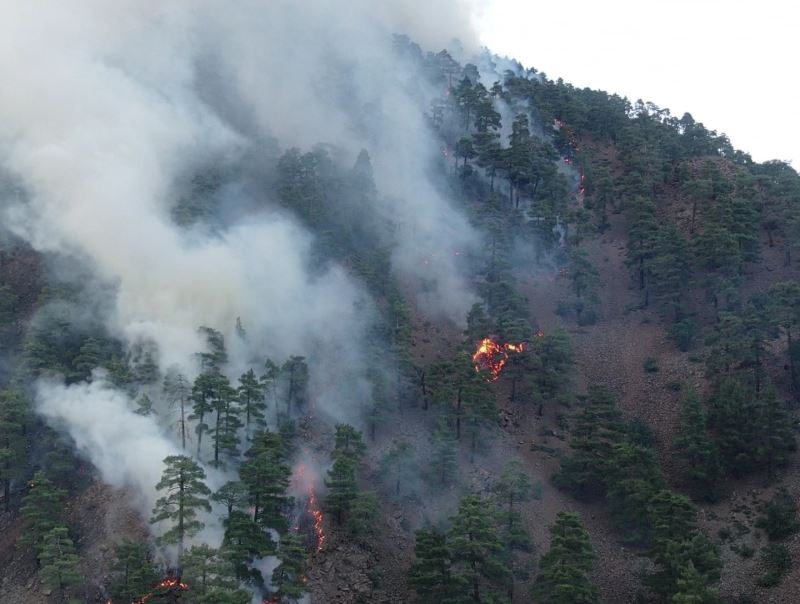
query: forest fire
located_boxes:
[131,576,189,603]
[292,463,326,552]
[472,338,526,381]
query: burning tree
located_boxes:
[150,455,211,561]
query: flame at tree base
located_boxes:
[293,462,326,553]
[472,338,526,381]
[131,576,189,603]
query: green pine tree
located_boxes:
[149,455,211,560]
[532,511,600,604]
[38,526,81,600]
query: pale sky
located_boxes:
[472,0,799,166]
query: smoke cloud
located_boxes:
[0,0,483,554]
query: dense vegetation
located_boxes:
[1,31,800,604]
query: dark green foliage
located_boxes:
[347,491,380,543]
[448,494,508,603]
[674,389,723,501]
[647,531,721,599]
[0,390,31,511]
[755,487,800,540]
[428,419,458,488]
[208,373,242,467]
[222,509,274,583]
[198,326,228,372]
[428,353,495,445]
[332,423,367,462]
[409,529,456,603]
[38,526,81,596]
[282,356,309,415]
[163,368,191,451]
[150,455,211,557]
[237,368,267,433]
[378,440,416,498]
[532,511,600,604]
[108,539,159,604]
[20,471,66,558]
[554,385,625,499]
[240,430,291,533]
[606,442,664,543]
[182,544,250,603]
[708,378,795,477]
[757,543,792,587]
[325,455,358,525]
[212,481,248,521]
[271,532,308,603]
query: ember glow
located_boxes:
[293,463,326,553]
[131,576,189,603]
[472,338,526,381]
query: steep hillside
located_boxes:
[1,5,800,604]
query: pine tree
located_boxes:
[493,460,533,599]
[261,359,281,423]
[222,509,273,583]
[240,430,291,533]
[237,369,266,433]
[20,471,66,559]
[212,481,248,522]
[163,368,191,451]
[428,419,458,488]
[282,356,309,415]
[182,544,250,603]
[674,389,723,500]
[347,490,380,543]
[378,440,415,498]
[532,511,600,604]
[324,455,357,525]
[198,326,228,372]
[756,386,796,479]
[271,532,308,603]
[448,494,508,603]
[647,531,720,599]
[670,561,720,604]
[554,385,625,499]
[606,442,664,543]
[209,373,239,467]
[149,455,211,560]
[332,424,367,461]
[755,486,800,540]
[38,526,81,599]
[134,393,154,416]
[190,371,217,458]
[409,529,456,603]
[108,539,159,604]
[0,390,30,512]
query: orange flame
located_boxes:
[293,463,325,553]
[472,338,527,381]
[131,576,189,603]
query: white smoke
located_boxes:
[0,0,482,574]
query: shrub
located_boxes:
[756,487,800,541]
[643,357,659,373]
[757,544,791,587]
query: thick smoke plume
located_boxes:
[0,0,481,532]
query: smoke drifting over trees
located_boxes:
[0,0,482,511]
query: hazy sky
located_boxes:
[473,0,798,166]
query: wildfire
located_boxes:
[131,576,189,603]
[472,338,527,381]
[293,463,326,553]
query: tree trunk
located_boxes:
[180,396,186,451]
[196,411,204,458]
[789,326,797,400]
[456,388,462,440]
